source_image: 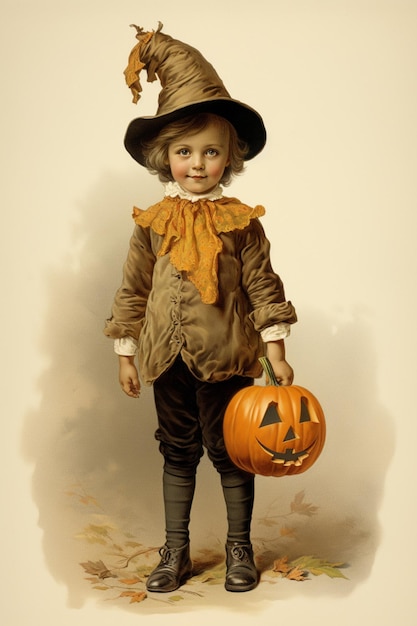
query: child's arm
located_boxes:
[266,339,294,386]
[118,355,141,398]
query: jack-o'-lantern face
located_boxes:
[256,397,318,466]
[223,366,326,477]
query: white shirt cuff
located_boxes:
[114,336,138,356]
[260,323,291,342]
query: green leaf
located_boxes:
[290,556,349,579]
[309,565,348,579]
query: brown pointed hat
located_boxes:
[123,23,266,165]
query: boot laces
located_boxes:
[159,545,186,565]
[230,544,251,562]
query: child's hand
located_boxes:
[118,355,141,398]
[268,358,294,386]
[266,339,294,386]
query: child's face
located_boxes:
[167,121,230,195]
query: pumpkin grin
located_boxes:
[255,438,315,466]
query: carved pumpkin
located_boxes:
[223,358,326,477]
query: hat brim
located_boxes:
[124,98,266,165]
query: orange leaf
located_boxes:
[130,591,147,604]
[120,577,141,585]
[120,590,147,603]
[273,556,291,574]
[286,566,308,581]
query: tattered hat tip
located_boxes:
[129,21,163,40]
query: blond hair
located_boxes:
[141,113,249,185]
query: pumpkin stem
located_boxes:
[259,356,281,386]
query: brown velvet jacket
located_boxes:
[104,213,296,385]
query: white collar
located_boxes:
[164,181,223,203]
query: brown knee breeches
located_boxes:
[153,356,254,486]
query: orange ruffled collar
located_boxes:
[133,195,265,304]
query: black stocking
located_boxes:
[222,476,255,545]
[162,469,196,548]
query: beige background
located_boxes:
[2,0,416,623]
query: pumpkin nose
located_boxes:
[283,426,297,442]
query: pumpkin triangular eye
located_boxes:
[260,402,282,427]
[300,397,311,423]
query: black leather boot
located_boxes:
[225,542,258,592]
[146,544,193,592]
